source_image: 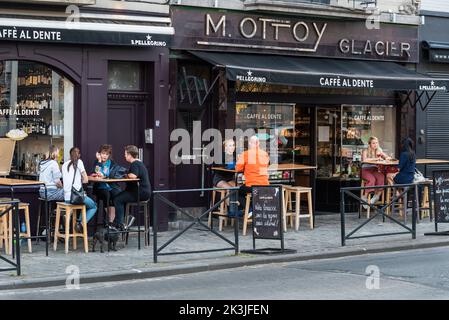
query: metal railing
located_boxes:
[340,182,430,246]
[0,200,21,276]
[152,187,240,263]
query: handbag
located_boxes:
[413,168,426,183]
[70,165,86,205]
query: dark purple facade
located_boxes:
[0,41,171,231]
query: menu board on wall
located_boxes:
[433,171,449,223]
[252,185,282,240]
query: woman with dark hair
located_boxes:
[388,138,416,185]
[38,145,64,201]
[91,144,123,225]
[62,147,97,232]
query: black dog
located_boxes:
[92,225,119,253]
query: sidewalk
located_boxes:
[0,212,448,290]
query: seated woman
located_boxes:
[92,144,122,225]
[212,139,237,188]
[38,145,64,201]
[388,138,416,186]
[361,136,392,207]
[62,147,97,232]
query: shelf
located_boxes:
[18,85,52,90]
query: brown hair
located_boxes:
[125,145,139,159]
[47,145,59,160]
[98,144,112,155]
[68,147,81,172]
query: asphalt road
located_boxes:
[2,247,449,300]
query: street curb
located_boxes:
[1,239,449,290]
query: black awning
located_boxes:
[190,51,449,92]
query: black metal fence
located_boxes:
[0,200,21,276]
[152,187,240,263]
[340,182,432,246]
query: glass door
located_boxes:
[316,107,341,178]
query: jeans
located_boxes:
[65,196,97,224]
[113,191,150,225]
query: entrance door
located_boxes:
[107,99,151,169]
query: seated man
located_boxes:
[236,135,270,217]
[113,145,152,231]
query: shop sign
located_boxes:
[0,26,171,47]
[171,7,418,62]
[429,50,449,63]
[319,77,374,88]
[418,80,447,91]
[236,70,267,83]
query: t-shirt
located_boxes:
[235,148,270,187]
[62,159,86,201]
[126,160,151,199]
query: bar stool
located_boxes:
[124,199,151,247]
[360,180,385,218]
[242,193,252,236]
[0,202,32,255]
[208,190,229,231]
[53,202,88,254]
[36,198,58,244]
[0,212,9,254]
[283,186,313,231]
[418,180,432,220]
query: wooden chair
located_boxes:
[208,190,229,232]
[0,202,32,255]
[53,202,88,254]
[283,186,313,231]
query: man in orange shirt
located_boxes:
[236,135,270,216]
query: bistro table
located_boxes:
[211,163,318,221]
[361,159,449,219]
[87,176,143,250]
[0,178,50,257]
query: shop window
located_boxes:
[235,102,295,165]
[316,105,396,180]
[0,60,74,175]
[108,61,142,91]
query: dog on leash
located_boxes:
[92,225,119,253]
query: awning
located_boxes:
[190,51,449,92]
[422,41,449,64]
[0,17,173,47]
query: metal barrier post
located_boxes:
[152,193,158,263]
[340,190,346,246]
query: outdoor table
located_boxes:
[211,163,318,220]
[361,159,449,220]
[87,176,143,250]
[0,178,50,256]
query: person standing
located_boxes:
[62,147,97,232]
[113,145,152,231]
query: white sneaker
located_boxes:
[247,211,253,218]
[370,194,380,204]
[361,195,369,209]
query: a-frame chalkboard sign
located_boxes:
[425,170,449,236]
[241,185,296,255]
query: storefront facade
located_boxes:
[417,11,449,176]
[0,13,173,230]
[170,5,445,212]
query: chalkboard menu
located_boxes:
[251,185,283,240]
[433,171,449,223]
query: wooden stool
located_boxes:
[0,212,8,254]
[53,203,88,254]
[242,193,252,236]
[360,180,385,219]
[419,180,432,219]
[125,200,151,247]
[0,202,32,255]
[208,190,229,232]
[284,186,313,231]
